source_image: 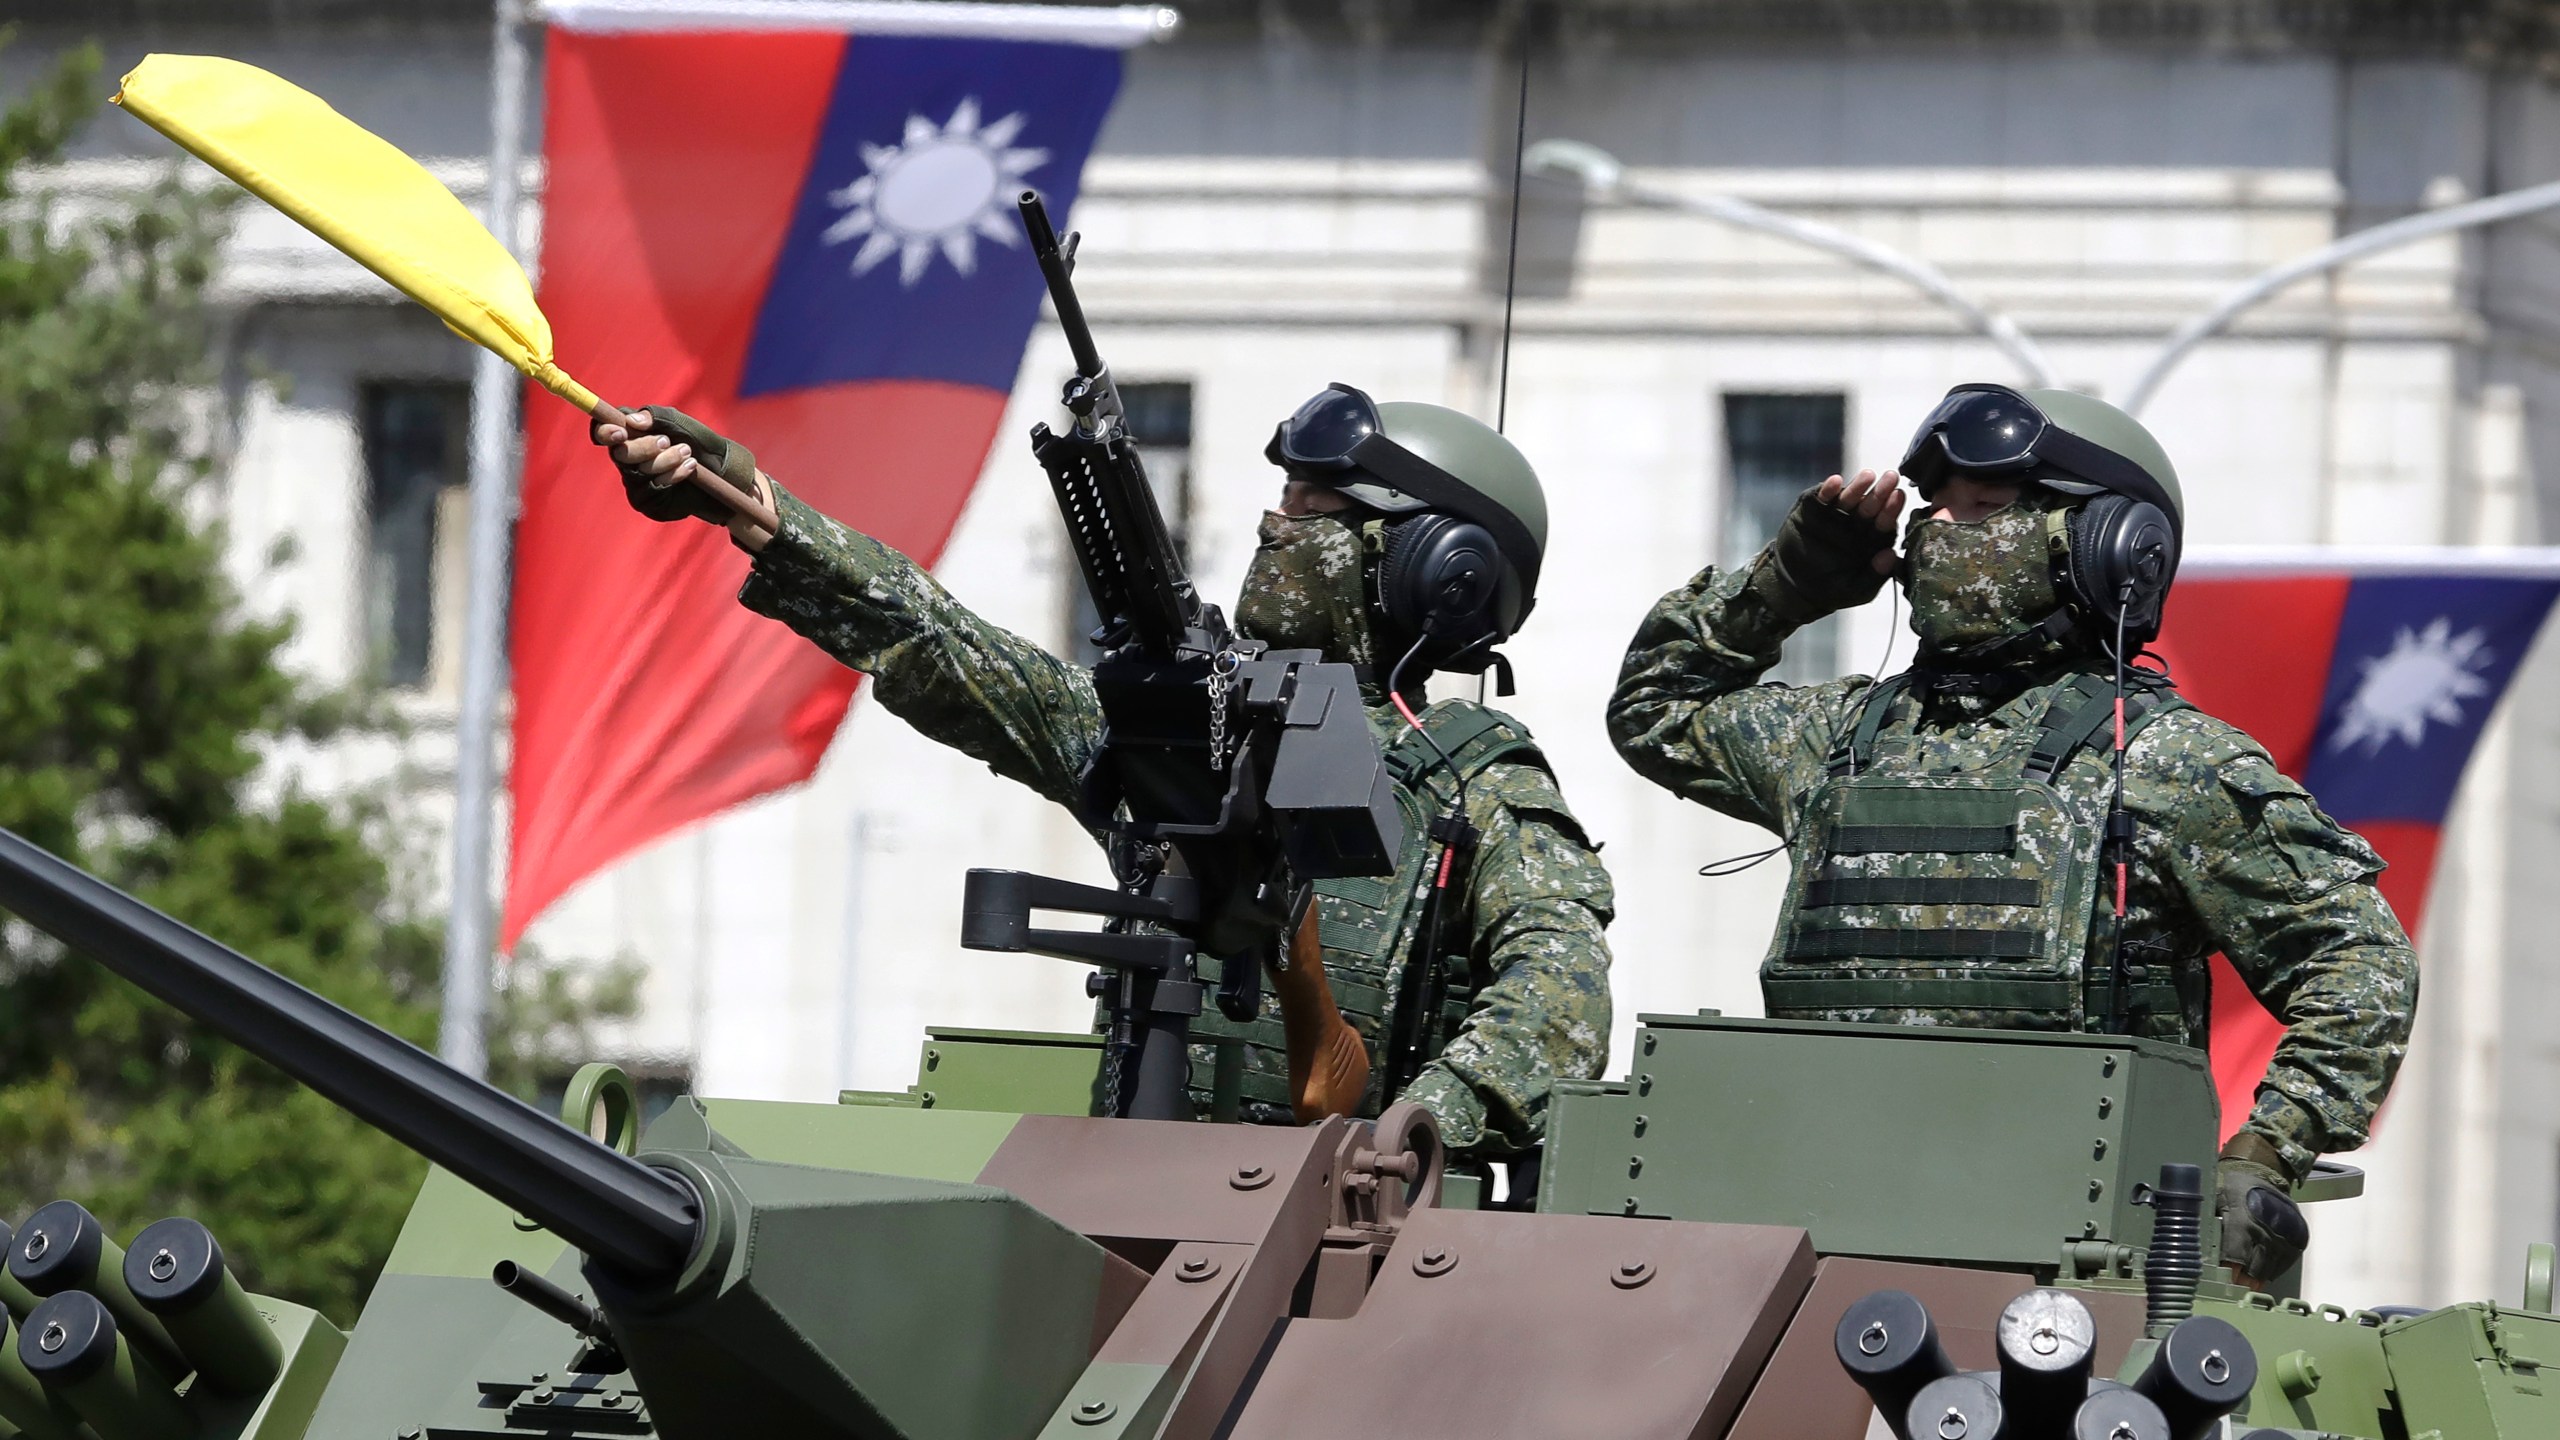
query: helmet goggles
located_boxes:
[1900,383,2177,524]
[1268,383,1386,473]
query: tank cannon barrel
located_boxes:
[0,829,699,1282]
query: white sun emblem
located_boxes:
[2329,616,2495,755]
[820,97,1048,288]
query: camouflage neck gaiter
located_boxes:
[1900,498,2062,661]
[1235,511,1379,679]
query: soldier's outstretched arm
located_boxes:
[736,483,1103,808]
[2148,727,2420,1181]
[1398,760,1615,1161]
[595,408,1102,808]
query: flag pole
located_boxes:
[442,0,533,1079]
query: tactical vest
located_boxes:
[1190,701,1547,1124]
[1761,671,2188,1031]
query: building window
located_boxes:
[361,382,471,691]
[1067,381,1196,665]
[1722,393,1848,685]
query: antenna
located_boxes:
[1496,15,1531,433]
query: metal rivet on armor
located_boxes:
[1641,1032,1656,1055]
[1628,1156,1642,1178]
[531,1386,555,1404]
[2088,1180,2105,1201]
[1637,1073,1653,1096]
[399,1429,424,1440]
[2092,1138,2108,1159]
[1612,1260,1654,1289]
[1632,1114,1648,1136]
[1177,1256,1220,1283]
[1413,1248,1458,1277]
[2097,1096,2113,1116]
[149,1247,178,1281]
[2083,1221,2098,1237]
[601,1394,625,1409]
[1623,1197,1640,1215]
[531,1373,548,1383]
[1074,1398,1117,1425]
[2101,1056,2118,1076]
[924,1048,940,1070]
[1230,1165,1271,1191]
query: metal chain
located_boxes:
[1207,650,1240,769]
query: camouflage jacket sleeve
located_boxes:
[736,483,1101,808]
[2146,716,2420,1179]
[1399,759,1616,1160]
[1607,555,1870,834]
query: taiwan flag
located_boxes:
[2154,550,2560,1135]
[505,1,1153,948]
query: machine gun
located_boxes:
[958,194,1401,1122]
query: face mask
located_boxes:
[1235,511,1376,671]
[1900,497,2060,658]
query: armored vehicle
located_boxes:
[0,818,2552,1440]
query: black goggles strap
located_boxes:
[1347,433,1543,600]
[2031,427,2180,538]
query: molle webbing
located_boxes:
[1762,976,2090,1012]
[1802,875,2041,908]
[1786,928,2044,959]
[1828,823,2015,855]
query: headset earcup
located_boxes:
[1377,515,1514,663]
[2065,496,2177,642]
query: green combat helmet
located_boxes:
[2020,387,2185,532]
[1267,384,1548,674]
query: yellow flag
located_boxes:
[112,53,600,413]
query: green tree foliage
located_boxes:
[0,42,634,1324]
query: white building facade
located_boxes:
[17,0,2560,1311]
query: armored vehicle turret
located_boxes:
[0,821,2551,1439]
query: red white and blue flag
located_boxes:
[2155,549,2560,1133]
[506,0,1160,947]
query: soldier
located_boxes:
[1607,384,2417,1285]
[594,383,1614,1165]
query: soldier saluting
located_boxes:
[1607,384,2417,1284]
[592,383,1614,1166]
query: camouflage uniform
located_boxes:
[739,484,1615,1159]
[1606,549,2419,1181]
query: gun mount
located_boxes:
[967,195,1402,1119]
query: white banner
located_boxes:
[2182,546,2560,579]
[539,0,1179,47]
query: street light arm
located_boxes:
[2124,176,2560,416]
[1526,139,2059,388]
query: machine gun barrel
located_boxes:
[1020,189,1103,378]
[0,829,700,1283]
[1017,190,1210,660]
